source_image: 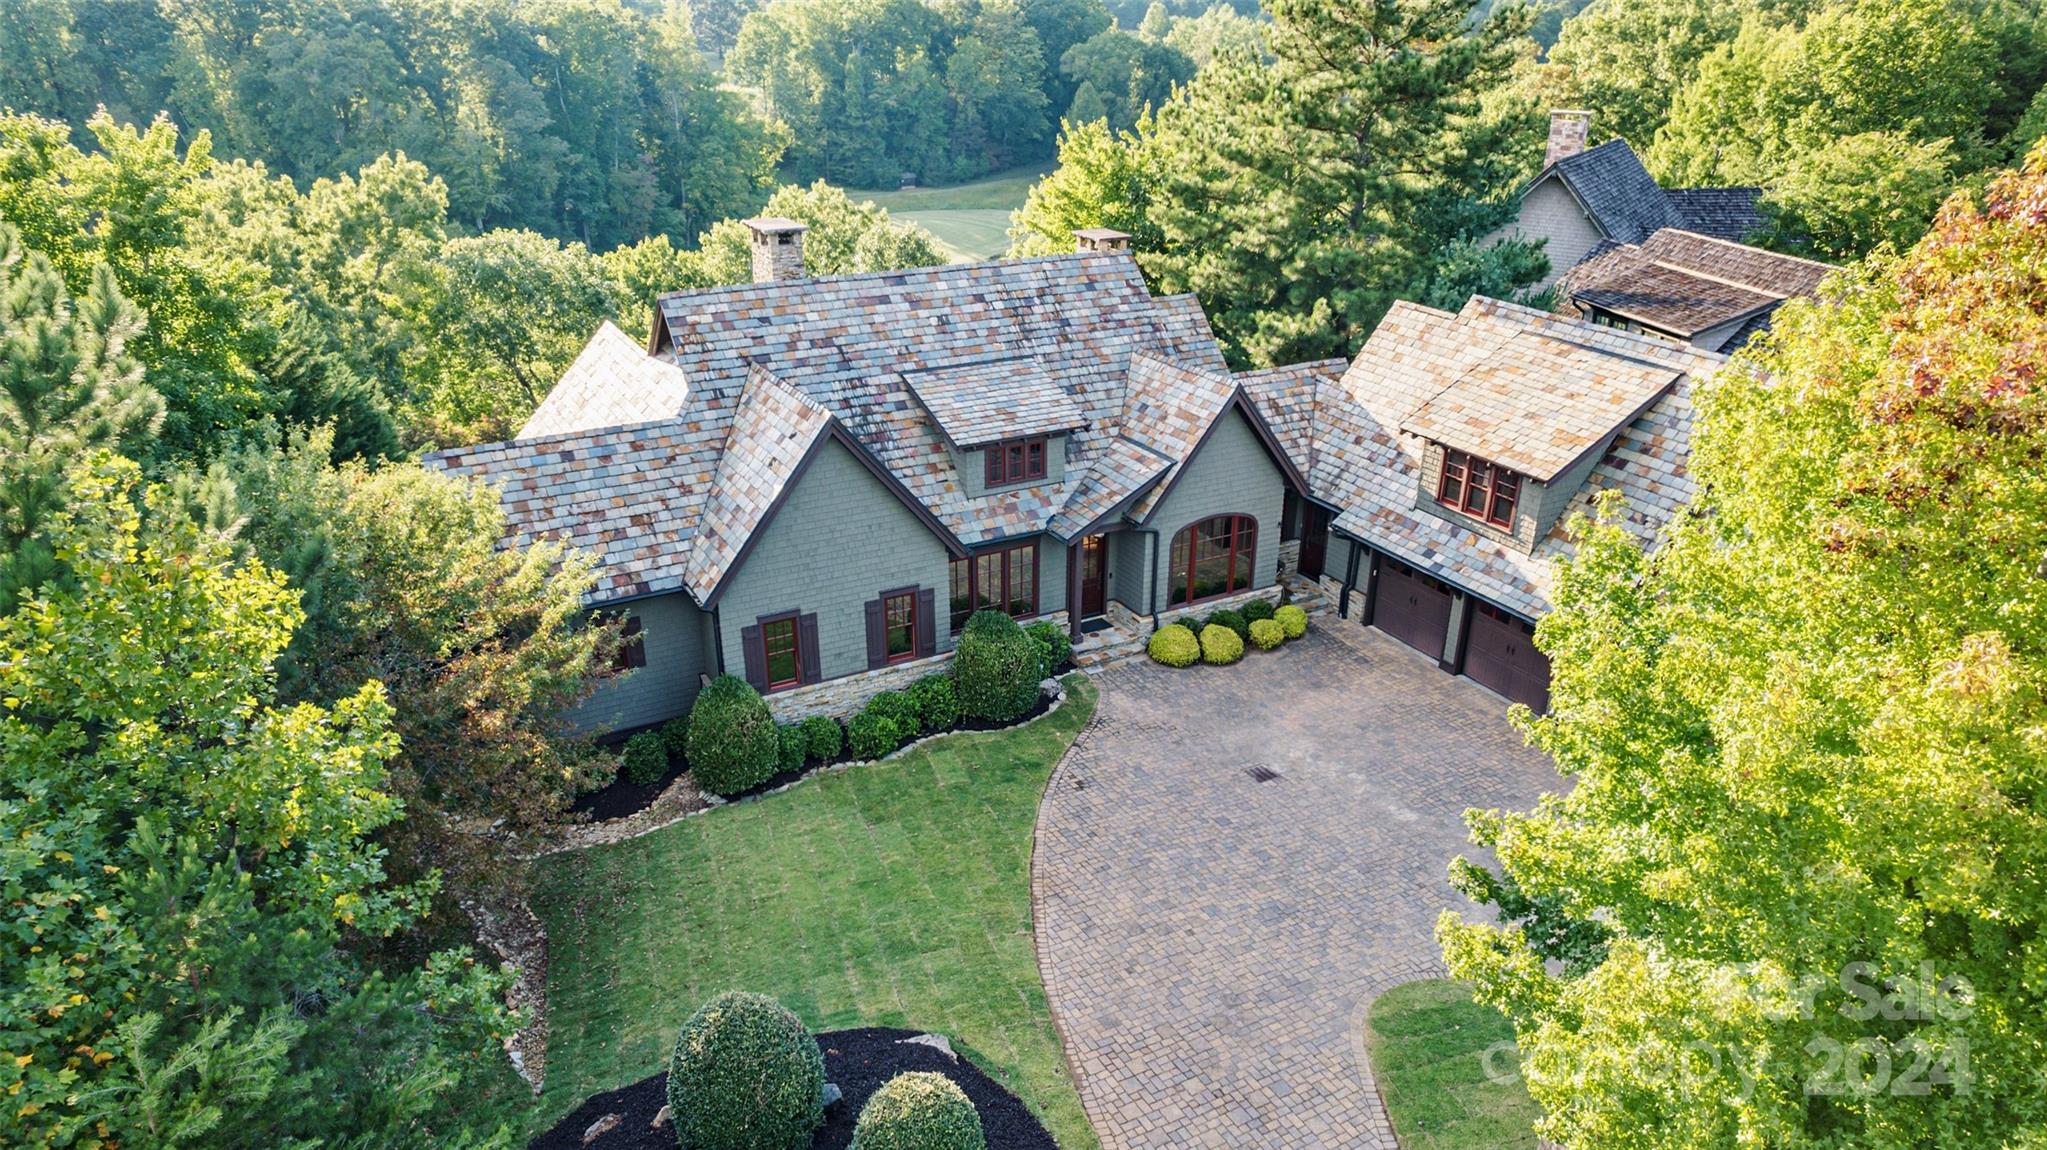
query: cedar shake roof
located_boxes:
[1286,296,1724,619]
[519,321,690,439]
[1539,139,1762,247]
[905,355,1087,448]
[1562,228,1834,344]
[681,365,836,603]
[1400,330,1681,481]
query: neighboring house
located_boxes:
[431,221,1727,727]
[1492,110,1763,288]
[1557,228,1833,352]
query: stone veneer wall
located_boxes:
[762,610,1071,722]
[1277,539,1302,579]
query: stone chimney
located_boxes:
[745,217,809,283]
[1545,110,1593,167]
[1075,227,1132,254]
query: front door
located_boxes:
[1298,503,1330,579]
[1080,535,1107,618]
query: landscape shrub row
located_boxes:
[1148,598,1308,669]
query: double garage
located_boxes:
[1359,551,1552,712]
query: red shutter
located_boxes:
[739,623,766,690]
[797,613,821,685]
[864,598,887,669]
[915,587,936,657]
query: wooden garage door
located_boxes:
[1373,557,1453,661]
[1464,601,1550,711]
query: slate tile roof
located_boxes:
[518,321,690,440]
[1117,353,1243,519]
[1561,228,1834,344]
[1543,138,1763,247]
[1235,359,1348,475]
[905,355,1087,448]
[682,365,835,603]
[1666,187,1765,242]
[1279,296,1724,619]
[1046,435,1173,538]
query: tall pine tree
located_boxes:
[1146,0,1531,366]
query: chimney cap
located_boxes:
[1075,227,1132,252]
[744,216,810,237]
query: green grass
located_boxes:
[845,165,1048,261]
[1364,980,1543,1150]
[529,675,1100,1148]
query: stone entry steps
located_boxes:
[1071,580,1333,672]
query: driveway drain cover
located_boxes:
[1246,765,1282,783]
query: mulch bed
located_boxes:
[530,1027,1057,1150]
[569,760,690,823]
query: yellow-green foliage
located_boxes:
[1274,604,1308,639]
[1248,618,1284,650]
[850,1071,987,1150]
[1199,623,1243,665]
[1147,623,1200,667]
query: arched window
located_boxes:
[1167,515,1257,607]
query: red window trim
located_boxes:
[1436,448,1520,529]
[882,588,918,664]
[757,611,803,691]
[614,615,646,671]
[983,436,1049,486]
[948,539,1039,632]
[1167,514,1258,608]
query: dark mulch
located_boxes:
[569,760,689,822]
[529,1027,1057,1150]
[954,689,1056,734]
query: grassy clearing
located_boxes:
[1364,980,1543,1150]
[846,165,1048,260]
[529,674,1100,1148]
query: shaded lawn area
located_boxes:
[530,674,1100,1149]
[1364,980,1542,1150]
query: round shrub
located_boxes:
[850,1071,986,1150]
[660,715,692,761]
[1172,614,1202,634]
[667,991,824,1150]
[1204,608,1250,642]
[865,690,923,739]
[621,730,669,785]
[1147,624,1200,668]
[1024,620,1072,677]
[1275,604,1308,639]
[776,723,807,772]
[1242,598,1276,623]
[1248,618,1285,651]
[685,675,782,796]
[846,712,900,760]
[800,715,842,762]
[1199,623,1244,665]
[908,673,960,732]
[952,610,1041,723]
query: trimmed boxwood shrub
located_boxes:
[908,673,960,732]
[666,991,825,1150]
[776,723,807,772]
[1204,608,1250,642]
[850,1071,986,1150]
[864,690,922,740]
[1242,598,1277,623]
[1023,620,1072,677]
[952,610,1041,723]
[621,730,669,785]
[1249,618,1285,651]
[1199,623,1244,665]
[1275,604,1308,639]
[660,715,691,761]
[847,712,900,760]
[685,674,782,796]
[1147,623,1200,668]
[1172,614,1203,634]
[800,715,842,762]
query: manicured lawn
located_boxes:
[529,674,1100,1148]
[1364,980,1542,1150]
[845,166,1048,261]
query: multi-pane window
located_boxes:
[949,540,1039,631]
[1436,449,1520,529]
[760,614,801,689]
[1167,515,1257,607]
[883,589,917,663]
[983,437,1048,486]
[613,616,646,671]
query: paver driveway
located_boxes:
[1032,622,1557,1149]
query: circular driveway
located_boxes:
[1032,623,1557,1149]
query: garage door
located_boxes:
[1373,557,1453,661]
[1464,601,1550,711]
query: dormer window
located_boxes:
[1437,449,1521,529]
[984,436,1048,486]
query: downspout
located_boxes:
[1140,528,1161,629]
[711,605,726,675]
[1337,529,1363,618]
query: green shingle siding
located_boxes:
[1142,408,1287,610]
[577,592,708,732]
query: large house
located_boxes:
[429,221,1723,725]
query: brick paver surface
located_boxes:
[1033,623,1558,1149]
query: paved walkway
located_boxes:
[1032,623,1557,1149]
